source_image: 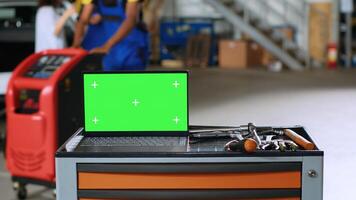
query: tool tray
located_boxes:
[57,125,322,158]
[55,125,324,200]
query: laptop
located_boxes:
[75,71,189,153]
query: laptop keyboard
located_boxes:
[80,137,187,147]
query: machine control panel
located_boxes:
[24,55,72,79]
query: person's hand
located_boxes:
[64,6,76,17]
[71,43,81,49]
[90,14,102,25]
[90,44,111,54]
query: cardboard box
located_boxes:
[262,50,274,66]
[309,2,332,63]
[248,41,264,66]
[219,40,263,68]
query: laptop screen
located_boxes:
[83,72,188,133]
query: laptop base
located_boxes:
[75,136,188,153]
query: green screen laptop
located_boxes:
[79,71,189,152]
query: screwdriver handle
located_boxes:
[283,129,315,150]
[225,138,258,153]
[243,138,258,153]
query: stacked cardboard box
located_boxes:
[219,27,295,69]
[219,40,263,69]
[227,27,295,67]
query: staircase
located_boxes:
[207,0,320,70]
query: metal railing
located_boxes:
[235,0,307,46]
[207,0,305,70]
[234,0,330,66]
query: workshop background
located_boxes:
[0,0,355,199]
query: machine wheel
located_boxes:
[0,134,3,155]
[14,183,27,200]
[1,132,5,159]
[17,186,27,200]
[17,187,27,200]
[52,189,56,198]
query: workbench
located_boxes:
[55,126,323,200]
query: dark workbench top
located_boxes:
[56,126,323,158]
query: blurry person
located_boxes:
[55,3,77,43]
[73,0,107,51]
[144,0,163,64]
[56,1,79,45]
[72,0,149,71]
[36,0,75,52]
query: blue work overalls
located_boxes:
[83,0,149,71]
[82,9,107,51]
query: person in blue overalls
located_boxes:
[72,0,148,71]
[72,0,109,50]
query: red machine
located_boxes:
[5,49,102,199]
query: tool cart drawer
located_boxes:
[76,163,302,199]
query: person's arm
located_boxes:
[72,3,94,48]
[54,6,76,36]
[146,0,163,33]
[90,1,139,53]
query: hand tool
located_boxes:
[224,138,258,153]
[248,123,262,148]
[283,129,315,150]
[189,125,273,135]
[256,127,315,150]
[190,124,315,152]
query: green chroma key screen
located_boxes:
[83,72,188,132]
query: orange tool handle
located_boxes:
[243,138,258,153]
[225,139,257,153]
[284,129,315,150]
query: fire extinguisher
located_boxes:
[327,43,338,69]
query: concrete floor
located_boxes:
[1,68,356,199]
